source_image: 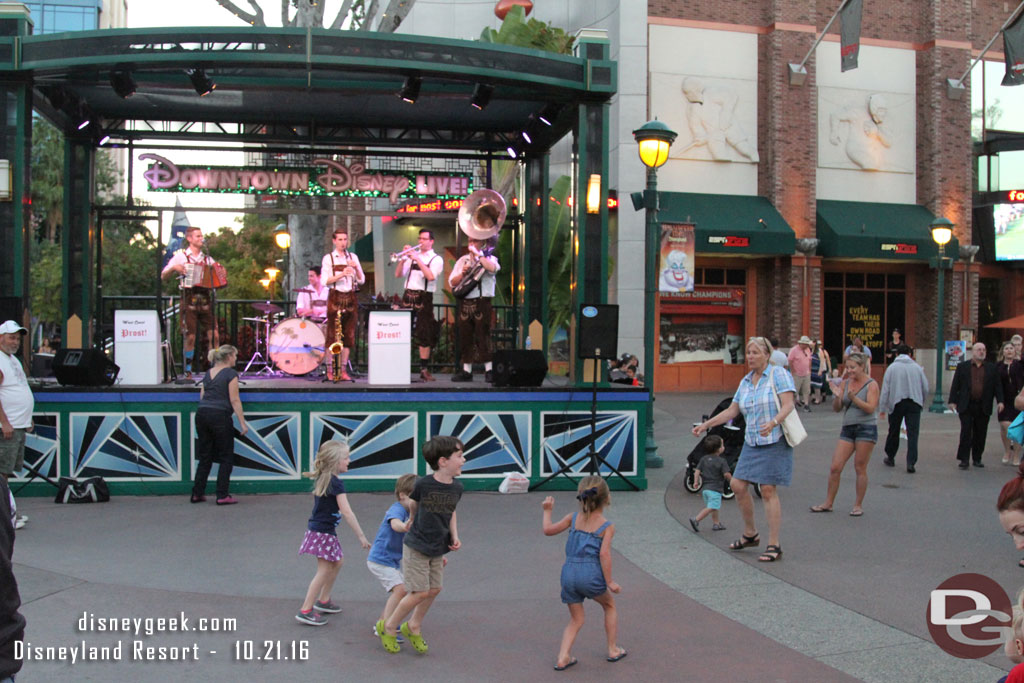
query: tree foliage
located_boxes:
[212,0,414,31]
[203,215,287,301]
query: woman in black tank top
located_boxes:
[192,345,249,505]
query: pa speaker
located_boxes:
[577,304,618,359]
[54,349,120,387]
[491,350,547,387]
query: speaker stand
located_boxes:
[529,365,640,492]
[12,459,61,496]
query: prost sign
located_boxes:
[140,153,471,204]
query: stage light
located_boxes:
[470,83,493,110]
[522,130,532,144]
[110,70,136,99]
[397,76,421,104]
[186,68,216,96]
[538,103,561,126]
[98,134,111,145]
[506,146,518,159]
[586,174,601,214]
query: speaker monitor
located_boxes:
[491,350,547,387]
[53,349,120,387]
[577,304,618,359]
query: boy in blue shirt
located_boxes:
[369,473,416,639]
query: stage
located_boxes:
[14,374,649,496]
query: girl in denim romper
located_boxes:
[541,476,627,671]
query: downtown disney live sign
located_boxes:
[140,154,473,203]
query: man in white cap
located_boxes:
[788,335,814,412]
[0,321,32,530]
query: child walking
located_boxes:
[368,473,416,639]
[689,435,731,532]
[379,436,464,654]
[542,476,627,671]
[296,441,370,626]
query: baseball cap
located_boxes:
[0,320,27,335]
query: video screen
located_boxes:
[995,202,1024,261]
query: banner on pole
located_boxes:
[1003,9,1024,86]
[840,0,863,72]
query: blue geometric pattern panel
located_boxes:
[540,411,637,476]
[311,413,416,477]
[70,413,180,480]
[192,412,300,480]
[428,412,530,476]
[13,414,59,481]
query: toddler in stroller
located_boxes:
[684,397,759,499]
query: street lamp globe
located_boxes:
[274,230,291,249]
[930,217,953,246]
[632,119,677,169]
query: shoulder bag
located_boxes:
[769,367,807,447]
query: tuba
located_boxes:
[453,189,505,299]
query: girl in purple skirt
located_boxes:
[296,441,370,626]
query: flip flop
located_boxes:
[554,657,578,671]
[607,649,628,663]
[400,622,428,654]
[849,508,864,517]
[809,505,833,513]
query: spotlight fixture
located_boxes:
[521,130,532,144]
[537,103,562,126]
[110,69,136,99]
[397,76,421,104]
[75,106,91,131]
[98,134,111,145]
[470,83,493,110]
[185,68,216,96]
[506,145,518,159]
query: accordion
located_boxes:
[183,262,228,289]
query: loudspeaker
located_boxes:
[577,304,618,359]
[491,350,547,387]
[53,349,120,387]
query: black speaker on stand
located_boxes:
[53,349,120,387]
[530,304,639,491]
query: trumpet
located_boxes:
[388,244,421,264]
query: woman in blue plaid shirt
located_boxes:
[692,337,796,562]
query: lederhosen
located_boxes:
[181,251,214,339]
[326,252,358,351]
[455,257,495,364]
[402,254,440,348]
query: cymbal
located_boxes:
[241,317,268,323]
[293,288,315,293]
[252,302,283,314]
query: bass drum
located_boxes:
[268,317,325,375]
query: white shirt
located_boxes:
[448,253,500,299]
[165,248,215,291]
[400,249,443,293]
[0,351,34,429]
[321,251,365,293]
[296,283,330,319]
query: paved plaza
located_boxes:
[7,392,1022,682]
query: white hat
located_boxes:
[797,335,813,345]
[0,321,27,335]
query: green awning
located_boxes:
[354,232,374,263]
[658,192,796,255]
[816,200,959,261]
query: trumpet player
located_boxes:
[449,237,500,382]
[161,226,218,376]
[322,229,365,382]
[395,229,443,382]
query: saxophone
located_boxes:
[328,305,344,382]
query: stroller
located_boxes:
[684,397,760,499]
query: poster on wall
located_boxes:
[844,291,884,359]
[659,223,695,294]
[945,340,966,371]
[659,316,745,364]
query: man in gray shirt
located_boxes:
[879,344,929,472]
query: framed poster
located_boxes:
[959,328,974,345]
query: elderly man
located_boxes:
[949,342,1004,469]
[879,344,929,473]
[0,321,33,529]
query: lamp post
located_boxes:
[928,217,954,414]
[274,225,290,298]
[632,120,677,469]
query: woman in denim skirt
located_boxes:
[692,336,796,562]
[810,352,879,517]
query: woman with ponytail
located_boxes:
[191,345,247,505]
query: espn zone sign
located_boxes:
[708,235,750,247]
[880,243,918,255]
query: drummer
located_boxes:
[295,266,329,321]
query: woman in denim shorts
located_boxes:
[810,352,879,517]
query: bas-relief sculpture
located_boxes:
[674,76,759,163]
[820,89,913,173]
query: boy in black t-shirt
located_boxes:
[689,435,731,532]
[379,436,464,654]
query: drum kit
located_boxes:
[241,294,329,377]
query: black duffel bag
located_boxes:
[54,476,110,504]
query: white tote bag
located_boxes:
[769,367,807,447]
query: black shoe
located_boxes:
[484,370,493,384]
[959,462,969,470]
[907,466,916,473]
[974,461,985,468]
[883,457,895,467]
[803,405,812,413]
[451,370,473,382]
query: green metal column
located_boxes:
[523,155,549,351]
[61,137,95,345]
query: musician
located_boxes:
[321,230,365,382]
[395,229,443,382]
[161,226,218,376]
[449,236,500,383]
[295,265,329,320]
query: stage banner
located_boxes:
[1003,8,1024,86]
[840,0,863,72]
[658,222,695,295]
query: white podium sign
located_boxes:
[368,310,411,385]
[114,310,161,385]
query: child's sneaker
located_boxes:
[314,600,342,614]
[712,523,727,531]
[295,610,327,626]
[688,517,700,532]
